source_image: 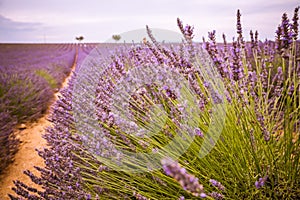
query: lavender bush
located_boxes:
[10,8,300,199]
[0,112,18,174]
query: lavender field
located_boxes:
[0,7,299,200]
[0,43,74,173]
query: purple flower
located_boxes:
[291,6,299,40]
[209,191,224,200]
[209,179,225,191]
[236,9,244,46]
[194,128,204,138]
[177,18,194,40]
[161,158,205,197]
[236,10,242,36]
[200,193,207,198]
[133,191,149,200]
[278,12,292,51]
[255,175,268,189]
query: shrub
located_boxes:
[10,8,299,199]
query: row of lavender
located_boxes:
[10,8,300,199]
[0,44,79,173]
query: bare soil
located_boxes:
[0,52,77,200]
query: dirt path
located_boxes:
[0,49,78,200]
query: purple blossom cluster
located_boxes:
[255,175,268,189]
[132,191,149,200]
[275,7,299,55]
[209,179,225,191]
[161,158,206,197]
[208,191,224,200]
[162,158,227,199]
[203,8,300,141]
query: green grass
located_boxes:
[35,69,58,89]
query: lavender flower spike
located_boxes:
[209,191,224,200]
[291,6,299,40]
[161,158,206,197]
[209,179,225,191]
[255,175,268,189]
[194,128,204,138]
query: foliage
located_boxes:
[10,7,300,200]
[112,34,121,42]
[76,36,84,42]
[35,69,58,89]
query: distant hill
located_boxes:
[106,28,183,43]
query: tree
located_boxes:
[76,36,84,42]
[112,34,121,42]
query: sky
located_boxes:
[0,0,299,43]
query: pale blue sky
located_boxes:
[0,0,298,43]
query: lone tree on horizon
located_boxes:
[76,36,84,42]
[112,34,121,42]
